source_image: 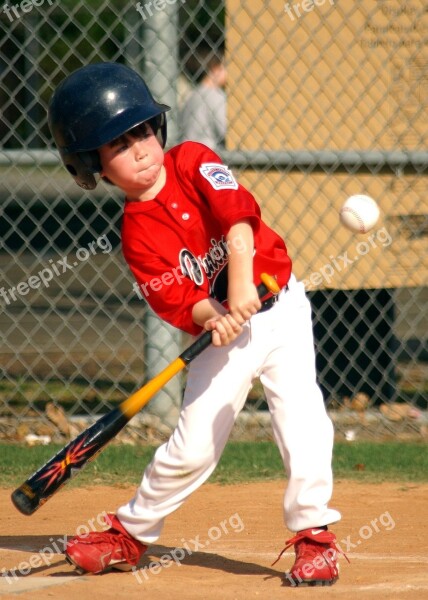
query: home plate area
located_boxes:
[1,480,427,599]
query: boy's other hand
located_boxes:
[204,314,243,347]
[227,280,261,324]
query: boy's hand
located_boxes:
[227,280,261,325]
[204,313,243,347]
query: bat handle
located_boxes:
[180,273,281,363]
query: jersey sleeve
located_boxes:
[122,237,207,336]
[182,143,262,233]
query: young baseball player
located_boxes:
[48,62,344,586]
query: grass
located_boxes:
[332,441,428,482]
[0,440,427,489]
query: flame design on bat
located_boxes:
[37,436,96,489]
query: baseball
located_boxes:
[339,194,380,234]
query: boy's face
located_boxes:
[98,123,165,197]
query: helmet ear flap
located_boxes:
[61,151,99,190]
[159,113,167,148]
[80,150,102,172]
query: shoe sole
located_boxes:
[285,576,338,587]
[65,554,133,575]
[65,554,87,575]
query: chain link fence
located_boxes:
[0,0,427,446]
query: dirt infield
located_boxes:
[1,480,427,599]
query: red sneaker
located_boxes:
[272,528,348,586]
[65,514,147,574]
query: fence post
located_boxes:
[140,3,182,428]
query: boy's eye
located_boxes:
[112,140,128,153]
[108,124,152,154]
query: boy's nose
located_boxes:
[134,141,147,160]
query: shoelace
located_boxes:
[271,530,350,567]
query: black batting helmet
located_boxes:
[48,62,170,190]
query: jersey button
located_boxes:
[181,212,190,220]
[171,202,178,209]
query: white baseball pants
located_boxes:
[117,275,341,543]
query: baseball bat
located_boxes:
[11,273,280,515]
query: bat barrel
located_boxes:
[11,408,128,515]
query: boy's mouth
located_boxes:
[139,163,158,172]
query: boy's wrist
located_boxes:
[191,297,226,328]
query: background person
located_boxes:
[180,46,227,152]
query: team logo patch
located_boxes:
[199,163,238,191]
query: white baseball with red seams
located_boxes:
[339,194,380,233]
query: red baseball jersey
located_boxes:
[121,142,292,335]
